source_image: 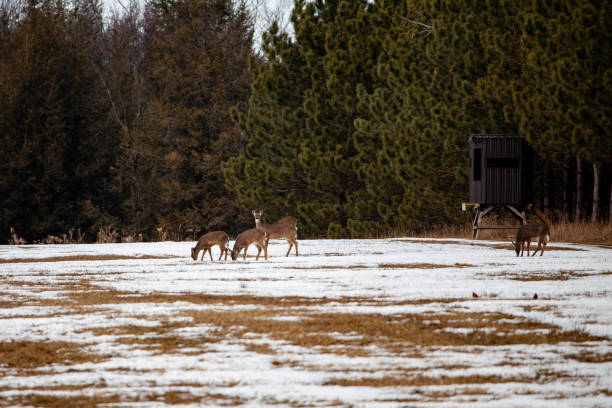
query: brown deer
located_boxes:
[231,229,268,261]
[191,231,230,261]
[512,222,551,256]
[252,209,298,256]
[276,215,297,229]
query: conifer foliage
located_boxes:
[225,0,610,237]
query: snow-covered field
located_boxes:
[0,238,611,407]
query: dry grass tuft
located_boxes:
[244,342,276,355]
[379,263,474,269]
[0,340,105,369]
[402,219,612,246]
[394,239,583,252]
[566,351,612,363]
[2,393,123,408]
[324,373,528,387]
[549,219,612,246]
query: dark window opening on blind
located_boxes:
[487,157,519,168]
[473,148,482,181]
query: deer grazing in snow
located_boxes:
[512,222,551,257]
[191,231,230,261]
[252,209,298,257]
[231,229,268,261]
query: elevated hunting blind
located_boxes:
[464,134,535,238]
[469,134,533,205]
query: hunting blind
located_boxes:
[464,134,535,238]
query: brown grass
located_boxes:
[2,394,123,408]
[0,340,105,369]
[57,297,603,362]
[244,342,276,355]
[404,219,612,246]
[179,309,603,352]
[0,255,174,264]
[66,290,368,308]
[324,373,529,387]
[379,263,474,269]
[2,390,244,408]
[393,239,583,252]
[566,351,612,363]
[550,219,612,246]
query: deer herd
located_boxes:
[191,209,552,261]
[190,210,298,262]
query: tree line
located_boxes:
[0,0,610,243]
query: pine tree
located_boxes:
[354,0,520,233]
[514,0,611,220]
[224,0,393,237]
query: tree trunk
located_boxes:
[575,157,582,222]
[562,165,570,221]
[543,164,551,212]
[591,163,599,223]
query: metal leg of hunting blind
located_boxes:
[505,205,527,225]
[472,206,494,238]
[472,205,526,239]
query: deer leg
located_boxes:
[208,248,214,262]
[533,239,544,256]
[243,247,247,260]
[526,240,531,256]
[533,239,542,256]
[294,240,298,256]
[255,246,262,261]
[200,249,206,261]
[285,241,293,257]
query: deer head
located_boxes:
[252,209,263,223]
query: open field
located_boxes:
[1,238,611,407]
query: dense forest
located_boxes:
[0,0,610,243]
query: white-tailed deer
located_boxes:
[231,229,268,261]
[276,215,297,229]
[191,231,230,261]
[252,209,298,256]
[512,222,551,256]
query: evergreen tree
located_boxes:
[112,0,253,239]
[354,0,521,233]
[0,0,118,242]
[224,0,392,237]
[514,0,611,220]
